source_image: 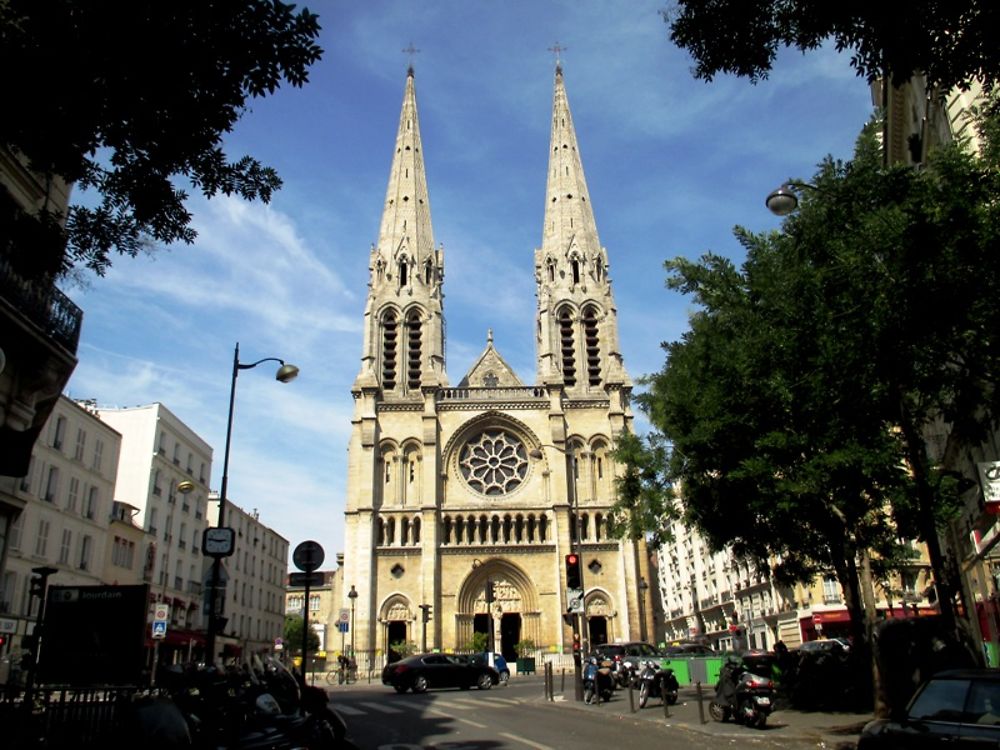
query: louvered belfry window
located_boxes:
[382,310,398,389]
[583,305,601,386]
[406,310,422,389]
[559,308,576,386]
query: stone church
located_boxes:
[340,64,652,662]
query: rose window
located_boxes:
[458,430,529,496]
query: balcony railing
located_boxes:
[437,386,549,403]
[0,257,82,352]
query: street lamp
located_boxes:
[348,585,358,657]
[765,180,817,216]
[205,342,298,664]
[528,444,584,701]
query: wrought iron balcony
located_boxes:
[0,257,82,352]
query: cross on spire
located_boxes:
[402,42,421,73]
[548,41,567,69]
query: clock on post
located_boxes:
[203,527,235,557]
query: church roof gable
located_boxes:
[458,331,524,387]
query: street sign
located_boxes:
[289,571,325,587]
[153,603,170,622]
[292,540,325,573]
[339,608,350,623]
[274,637,284,651]
[566,588,584,614]
[338,621,349,633]
[151,620,167,640]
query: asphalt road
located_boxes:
[325,676,851,750]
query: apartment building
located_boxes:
[96,403,213,661]
[0,396,122,670]
[285,555,345,666]
[207,495,289,658]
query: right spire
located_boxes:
[535,65,629,392]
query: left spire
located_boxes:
[357,65,447,392]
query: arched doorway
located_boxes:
[457,559,540,660]
[586,591,614,648]
[380,597,413,663]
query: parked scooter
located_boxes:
[153,658,352,749]
[583,656,616,704]
[635,658,679,708]
[709,657,776,728]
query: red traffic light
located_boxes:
[566,554,578,565]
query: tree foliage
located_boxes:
[613,97,1000,635]
[0,0,322,280]
[284,613,320,655]
[665,1,1000,90]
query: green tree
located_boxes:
[0,0,322,280]
[466,632,488,653]
[614,102,1000,649]
[284,614,320,656]
[665,1,999,90]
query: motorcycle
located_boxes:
[583,656,616,704]
[151,658,352,749]
[709,658,776,728]
[612,657,640,689]
[635,658,679,708]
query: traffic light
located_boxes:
[565,553,582,589]
[0,634,6,649]
[420,604,432,623]
[572,632,581,653]
[485,581,495,604]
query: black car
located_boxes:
[858,669,1000,748]
[382,653,499,693]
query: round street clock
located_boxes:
[203,527,235,557]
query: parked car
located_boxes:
[382,653,499,693]
[468,652,510,684]
[797,639,848,655]
[664,643,715,656]
[858,669,1000,748]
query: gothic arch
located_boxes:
[441,410,543,469]
[379,593,414,623]
[456,558,540,614]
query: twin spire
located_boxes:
[360,63,627,395]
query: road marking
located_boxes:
[499,732,555,750]
[332,704,366,715]
[359,701,404,714]
[425,706,487,728]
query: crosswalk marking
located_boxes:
[358,701,405,714]
[332,704,366,716]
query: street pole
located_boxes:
[301,578,312,682]
[567,445,584,701]
[348,585,358,657]
[205,343,297,664]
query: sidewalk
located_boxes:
[545,681,872,748]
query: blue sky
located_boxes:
[64,1,876,568]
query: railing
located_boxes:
[437,386,549,402]
[0,685,141,749]
[0,257,82,352]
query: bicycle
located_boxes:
[325,664,358,685]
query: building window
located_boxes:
[458,429,529,496]
[822,576,840,604]
[152,469,162,496]
[74,428,86,461]
[44,466,59,503]
[85,486,98,520]
[35,519,51,557]
[67,477,79,512]
[9,515,22,551]
[50,415,67,451]
[19,457,34,493]
[92,439,104,473]
[582,305,602,386]
[59,528,72,564]
[309,594,320,611]
[79,535,92,571]
[158,431,167,454]
[173,442,181,466]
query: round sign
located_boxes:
[293,540,325,572]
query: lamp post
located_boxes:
[528,444,584,701]
[348,585,358,657]
[205,342,298,664]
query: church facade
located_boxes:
[340,65,652,661]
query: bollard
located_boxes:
[696,681,707,724]
[661,677,670,719]
[628,680,635,712]
[561,668,566,694]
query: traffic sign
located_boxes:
[338,621,349,633]
[339,608,350,623]
[151,620,167,640]
[566,588,584,614]
[153,603,170,622]
[289,571,324,587]
[292,540,325,572]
